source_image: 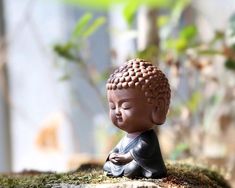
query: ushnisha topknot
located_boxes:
[107,58,171,107]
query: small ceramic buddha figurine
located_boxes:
[103,58,171,178]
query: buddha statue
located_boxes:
[103,58,171,178]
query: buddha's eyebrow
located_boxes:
[108,97,139,104]
[118,98,135,104]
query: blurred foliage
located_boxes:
[54,13,105,62]
[186,91,201,113]
[225,58,235,70]
[54,1,235,177]
[64,0,174,9]
[54,12,108,112]
[54,12,107,85]
[64,0,190,26]
[165,25,197,52]
[170,143,189,160]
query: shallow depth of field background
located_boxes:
[0,0,235,186]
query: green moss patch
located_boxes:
[0,162,231,188]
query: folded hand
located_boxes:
[109,152,133,165]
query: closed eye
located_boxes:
[109,103,116,110]
[121,102,132,110]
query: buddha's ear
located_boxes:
[151,97,167,125]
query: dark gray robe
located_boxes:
[103,129,167,178]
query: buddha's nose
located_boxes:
[115,108,121,116]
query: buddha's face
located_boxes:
[107,88,154,133]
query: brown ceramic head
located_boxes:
[107,58,171,133]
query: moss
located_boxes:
[162,162,231,188]
[0,162,231,188]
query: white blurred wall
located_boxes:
[4,0,75,172]
[193,0,235,41]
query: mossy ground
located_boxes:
[0,162,231,188]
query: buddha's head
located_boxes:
[106,58,171,133]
